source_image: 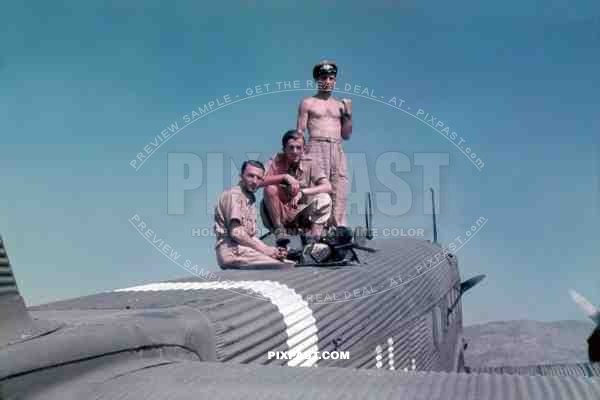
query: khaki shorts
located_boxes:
[305,140,348,226]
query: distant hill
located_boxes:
[463,320,594,368]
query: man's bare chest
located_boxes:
[308,101,341,119]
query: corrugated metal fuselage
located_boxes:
[7,237,466,376]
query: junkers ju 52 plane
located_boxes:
[1,192,599,399]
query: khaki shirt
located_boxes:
[214,185,257,247]
[265,153,327,190]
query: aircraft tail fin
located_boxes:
[0,234,20,297]
[0,235,61,348]
[0,234,35,347]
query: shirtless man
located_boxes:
[296,60,352,227]
[214,160,293,270]
[260,130,332,245]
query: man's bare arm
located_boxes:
[260,157,293,187]
[301,178,332,196]
[229,220,277,257]
[296,98,310,134]
[260,174,288,187]
[340,99,352,140]
[341,115,352,140]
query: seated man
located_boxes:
[214,160,293,270]
[260,130,332,245]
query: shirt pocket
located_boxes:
[242,207,257,237]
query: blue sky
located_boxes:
[1,1,598,326]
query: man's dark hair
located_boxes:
[241,160,265,174]
[282,129,305,148]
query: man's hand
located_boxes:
[284,174,300,197]
[290,190,303,209]
[276,247,288,259]
[267,246,288,260]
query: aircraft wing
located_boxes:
[470,362,600,377]
[3,357,600,400]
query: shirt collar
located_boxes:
[276,153,311,173]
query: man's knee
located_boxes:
[264,185,279,198]
[262,186,282,217]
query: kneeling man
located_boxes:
[261,130,332,244]
[214,160,292,270]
